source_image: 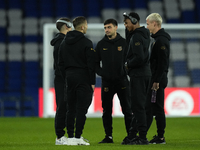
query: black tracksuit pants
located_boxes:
[54,75,67,139]
[101,77,133,136]
[146,72,168,138]
[65,69,93,138]
[129,76,151,139]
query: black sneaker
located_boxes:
[149,135,166,144]
[98,136,113,143]
[121,136,138,145]
[130,137,149,145]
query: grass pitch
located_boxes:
[0,117,200,150]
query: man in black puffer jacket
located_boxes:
[58,16,95,146]
[122,12,151,145]
[50,17,72,145]
[146,13,171,144]
[95,19,133,144]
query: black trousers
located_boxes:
[65,69,93,138]
[54,75,67,139]
[146,73,168,138]
[101,77,133,136]
[129,76,151,139]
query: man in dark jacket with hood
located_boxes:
[122,12,151,145]
[50,17,72,145]
[95,19,133,144]
[146,13,171,144]
[58,16,95,146]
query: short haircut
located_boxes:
[56,17,71,31]
[123,12,140,22]
[104,19,118,26]
[73,16,87,29]
[146,13,162,27]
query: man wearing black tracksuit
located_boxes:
[58,16,95,145]
[146,13,171,144]
[95,19,133,144]
[122,12,151,145]
[50,18,72,145]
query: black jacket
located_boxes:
[50,33,65,77]
[150,28,171,83]
[95,33,127,81]
[58,30,96,85]
[126,26,151,77]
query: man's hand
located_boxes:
[91,85,95,91]
[125,62,128,70]
[151,82,159,91]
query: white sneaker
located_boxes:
[55,136,68,145]
[76,137,90,145]
[67,137,90,145]
[67,137,78,145]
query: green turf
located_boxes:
[0,117,200,150]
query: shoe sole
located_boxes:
[150,142,166,144]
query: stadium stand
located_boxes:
[0,0,200,116]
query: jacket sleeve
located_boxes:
[86,40,96,85]
[153,39,169,83]
[95,43,103,76]
[57,40,65,79]
[127,35,145,68]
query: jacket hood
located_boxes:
[64,30,85,44]
[50,33,65,46]
[134,26,150,39]
[102,33,122,43]
[152,28,171,41]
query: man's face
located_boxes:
[104,23,117,38]
[146,19,155,34]
[124,19,134,31]
[83,21,88,34]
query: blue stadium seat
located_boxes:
[8,35,23,43]
[95,77,102,87]
[7,78,22,92]
[132,0,147,9]
[191,69,200,84]
[39,0,54,17]
[24,35,39,43]
[102,0,116,9]
[86,0,100,17]
[23,0,39,17]
[0,92,21,116]
[173,60,188,76]
[55,0,69,17]
[182,10,196,23]
[167,19,181,23]
[0,27,7,42]
[0,73,5,91]
[71,0,85,17]
[24,61,39,69]
[0,0,6,9]
[8,0,22,8]
[23,87,38,116]
[117,0,130,8]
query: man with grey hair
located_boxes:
[145,13,171,144]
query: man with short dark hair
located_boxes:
[95,18,133,144]
[121,12,151,145]
[50,17,72,145]
[58,16,95,145]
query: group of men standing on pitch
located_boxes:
[50,12,171,146]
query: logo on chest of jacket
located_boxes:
[104,87,109,92]
[161,46,166,50]
[118,46,122,51]
[103,48,108,50]
[135,42,140,46]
